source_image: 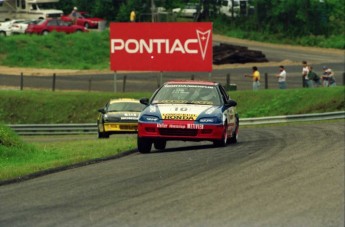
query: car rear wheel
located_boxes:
[84,23,89,29]
[213,122,228,147]
[0,31,6,37]
[42,30,49,35]
[137,136,152,153]
[154,140,166,150]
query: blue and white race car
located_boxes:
[137,80,239,153]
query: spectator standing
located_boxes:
[70,6,78,24]
[244,66,261,91]
[322,66,336,87]
[302,60,309,88]
[275,65,287,89]
[307,66,320,88]
[130,10,136,22]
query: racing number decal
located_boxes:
[175,107,188,111]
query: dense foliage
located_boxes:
[56,0,344,48]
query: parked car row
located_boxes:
[0,18,89,36]
[0,11,104,36]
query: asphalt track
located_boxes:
[0,122,344,227]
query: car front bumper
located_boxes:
[103,122,138,132]
[138,121,225,141]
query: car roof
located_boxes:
[164,80,218,86]
[109,98,139,104]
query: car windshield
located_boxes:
[152,84,221,105]
[80,12,92,18]
[107,102,144,112]
[37,20,46,25]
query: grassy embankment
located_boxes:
[0,28,343,71]
[0,87,344,182]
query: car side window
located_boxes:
[218,85,229,102]
[48,20,58,26]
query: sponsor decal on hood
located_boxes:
[156,104,216,120]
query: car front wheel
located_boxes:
[154,140,166,150]
[97,122,109,139]
[229,116,239,144]
[42,30,49,35]
[213,122,228,147]
[137,136,152,153]
[97,130,109,139]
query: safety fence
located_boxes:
[8,111,344,136]
[1,71,344,92]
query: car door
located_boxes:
[47,19,59,32]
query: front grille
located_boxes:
[158,128,197,136]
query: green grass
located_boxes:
[0,88,344,124]
[0,28,343,71]
[0,125,136,181]
[0,87,344,182]
[0,31,110,70]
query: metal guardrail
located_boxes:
[8,111,345,136]
[9,123,97,135]
[240,111,345,126]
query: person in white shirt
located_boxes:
[275,65,287,89]
[302,60,309,88]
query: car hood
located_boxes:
[142,104,221,121]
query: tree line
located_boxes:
[57,0,344,38]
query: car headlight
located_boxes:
[140,115,160,122]
[199,117,220,123]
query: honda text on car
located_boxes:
[137,80,239,153]
[97,98,145,138]
[25,18,87,35]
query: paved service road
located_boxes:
[0,122,344,227]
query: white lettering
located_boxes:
[126,39,139,53]
[170,39,185,54]
[111,39,124,53]
[110,38,199,54]
[184,39,198,54]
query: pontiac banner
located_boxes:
[110,22,212,72]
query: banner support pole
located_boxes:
[113,71,117,93]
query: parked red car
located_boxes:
[61,11,104,29]
[25,18,88,35]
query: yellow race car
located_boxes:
[97,98,145,138]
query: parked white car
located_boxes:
[0,19,27,36]
[0,20,13,36]
[10,19,41,34]
[172,3,202,18]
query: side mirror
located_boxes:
[98,108,106,114]
[226,100,237,107]
[140,98,149,106]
